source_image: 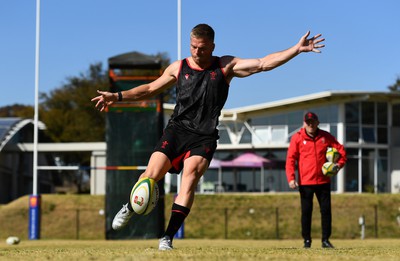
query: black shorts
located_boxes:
[154,124,217,174]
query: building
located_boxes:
[0,118,56,203]
[0,118,107,203]
[165,91,400,194]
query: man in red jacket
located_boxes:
[286,112,346,249]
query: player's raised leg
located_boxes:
[112,152,172,230]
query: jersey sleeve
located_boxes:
[285,133,300,183]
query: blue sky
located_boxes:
[1,0,399,109]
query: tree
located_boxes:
[0,104,34,118]
[388,76,400,92]
[40,63,107,142]
[38,63,108,194]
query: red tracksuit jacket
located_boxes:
[286,128,347,185]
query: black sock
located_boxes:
[127,202,134,212]
[163,203,190,240]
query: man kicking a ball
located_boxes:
[91,23,325,250]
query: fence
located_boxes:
[1,201,399,240]
[34,205,400,240]
[40,208,106,240]
[184,205,400,240]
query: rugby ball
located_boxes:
[6,236,20,245]
[326,147,340,163]
[322,162,339,177]
[130,177,159,215]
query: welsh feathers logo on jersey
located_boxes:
[161,141,168,149]
[210,71,217,80]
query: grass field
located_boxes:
[1,239,399,261]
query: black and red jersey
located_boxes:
[169,57,229,136]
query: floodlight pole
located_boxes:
[175,0,184,240]
[29,0,41,240]
[177,0,182,61]
[33,0,41,196]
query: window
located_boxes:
[377,127,388,144]
[377,152,388,193]
[346,102,359,124]
[377,103,387,125]
[329,125,338,139]
[345,158,359,192]
[361,102,375,124]
[346,126,359,142]
[362,127,375,143]
[240,128,252,144]
[362,157,374,192]
[345,101,388,145]
[392,104,400,146]
[270,126,287,143]
[217,127,231,144]
[393,104,400,127]
[253,127,268,144]
[345,103,360,143]
[312,106,339,123]
[345,148,359,192]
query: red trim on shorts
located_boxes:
[171,151,191,173]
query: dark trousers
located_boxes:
[299,183,332,241]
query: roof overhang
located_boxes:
[108,51,162,70]
[0,118,46,152]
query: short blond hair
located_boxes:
[190,24,215,42]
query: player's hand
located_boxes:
[298,31,325,53]
[332,164,341,173]
[289,180,298,189]
[91,90,117,111]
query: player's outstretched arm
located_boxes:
[227,31,325,78]
[91,61,179,111]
